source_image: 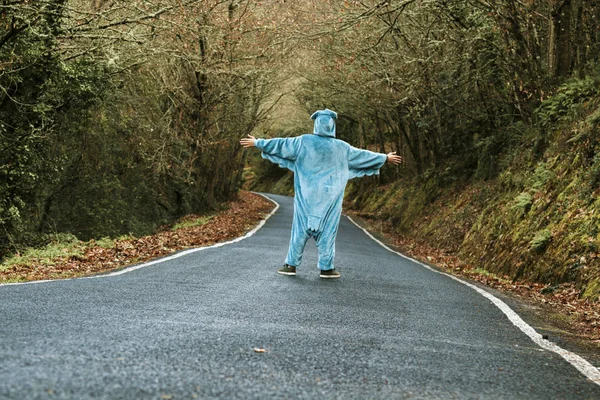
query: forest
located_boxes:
[3,1,600,296]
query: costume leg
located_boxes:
[315,211,341,271]
[285,212,310,267]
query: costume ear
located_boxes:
[310,109,338,120]
[324,108,337,120]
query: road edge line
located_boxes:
[0,193,280,287]
[346,215,600,385]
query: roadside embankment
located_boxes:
[0,191,275,284]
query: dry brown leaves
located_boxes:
[350,213,600,344]
[0,191,274,283]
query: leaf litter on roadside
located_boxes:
[0,192,274,284]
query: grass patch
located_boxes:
[95,237,116,249]
[0,276,28,283]
[0,233,86,271]
[0,216,213,274]
[93,234,134,248]
[172,216,213,231]
[470,268,512,284]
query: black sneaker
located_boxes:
[319,269,340,279]
[277,264,296,276]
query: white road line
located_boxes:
[346,215,600,386]
[0,193,279,287]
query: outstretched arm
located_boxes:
[240,134,302,171]
[347,147,401,179]
[243,135,302,160]
[348,146,387,171]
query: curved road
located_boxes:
[1,194,599,399]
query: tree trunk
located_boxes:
[399,118,422,176]
[573,2,584,75]
[549,0,573,78]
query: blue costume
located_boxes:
[255,109,387,271]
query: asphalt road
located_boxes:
[1,194,599,399]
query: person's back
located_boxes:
[240,108,402,278]
[294,134,349,232]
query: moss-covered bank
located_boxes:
[346,77,600,300]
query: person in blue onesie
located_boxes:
[240,109,402,279]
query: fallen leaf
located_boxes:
[253,347,267,353]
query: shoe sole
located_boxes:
[277,271,296,276]
[319,274,340,279]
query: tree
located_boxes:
[0,0,289,254]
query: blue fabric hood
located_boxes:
[311,109,337,138]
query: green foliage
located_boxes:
[511,192,533,216]
[583,278,600,300]
[95,237,117,249]
[536,76,600,128]
[531,163,556,190]
[587,107,600,127]
[585,154,600,194]
[530,230,552,253]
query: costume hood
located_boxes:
[311,109,337,138]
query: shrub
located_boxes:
[530,229,551,253]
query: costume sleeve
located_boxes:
[255,136,302,171]
[347,146,387,179]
